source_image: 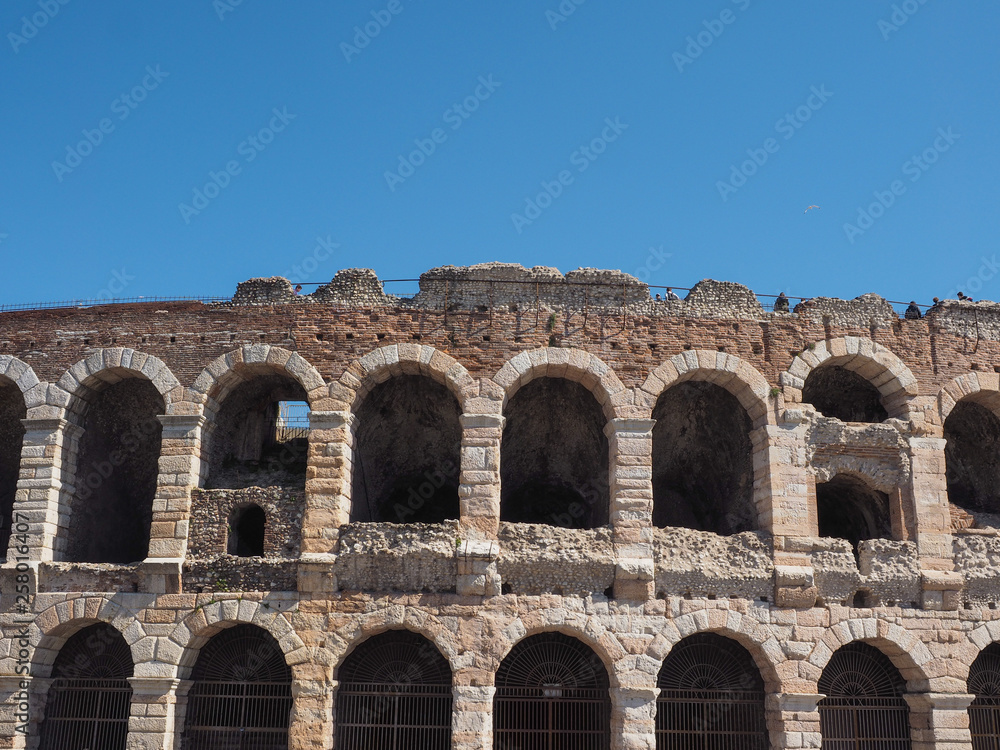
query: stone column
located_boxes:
[289,671,333,750]
[0,674,32,750]
[906,437,963,609]
[8,418,78,564]
[754,420,818,609]
[127,677,182,750]
[458,414,504,541]
[905,693,974,750]
[303,411,354,555]
[606,418,655,602]
[611,686,658,750]
[141,414,205,594]
[767,693,824,750]
[452,684,495,750]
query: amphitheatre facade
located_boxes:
[3,263,1000,749]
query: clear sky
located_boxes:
[1,1,997,307]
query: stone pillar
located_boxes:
[768,693,824,750]
[459,413,504,541]
[8,418,77,564]
[906,437,963,609]
[303,410,354,555]
[289,671,333,750]
[606,418,655,601]
[127,677,181,750]
[142,414,205,594]
[452,684,495,750]
[611,686,658,750]
[904,692,974,750]
[755,420,818,609]
[0,674,32,750]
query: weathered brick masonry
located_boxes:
[3,263,1000,748]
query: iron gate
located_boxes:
[182,625,292,750]
[39,677,132,750]
[969,643,1000,750]
[493,632,611,750]
[335,630,453,749]
[818,642,911,750]
[655,634,768,750]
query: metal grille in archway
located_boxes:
[38,623,133,750]
[182,624,292,750]
[493,632,611,750]
[655,633,768,750]
[818,642,911,750]
[970,643,1000,750]
[335,630,453,749]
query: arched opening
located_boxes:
[207,369,309,490]
[818,642,910,750]
[803,365,888,423]
[944,401,1000,515]
[501,378,609,529]
[655,633,768,750]
[0,379,26,558]
[181,624,292,748]
[227,504,266,557]
[335,630,453,749]
[65,378,164,563]
[970,643,1000,750]
[38,623,133,750]
[351,375,461,524]
[651,381,755,534]
[493,632,611,749]
[816,475,892,554]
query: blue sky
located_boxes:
[1,1,997,307]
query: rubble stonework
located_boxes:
[5,265,1000,749]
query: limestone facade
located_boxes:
[2,267,1000,749]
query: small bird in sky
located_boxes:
[804,205,820,213]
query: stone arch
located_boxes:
[168,598,309,678]
[335,344,478,414]
[192,345,328,413]
[486,612,626,688]
[938,372,1000,425]
[29,596,146,679]
[56,348,181,419]
[781,338,918,420]
[807,618,935,691]
[0,359,31,558]
[0,355,41,400]
[492,347,626,422]
[638,350,773,428]
[646,609,785,693]
[327,607,463,677]
[962,622,1000,686]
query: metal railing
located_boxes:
[493,687,611,750]
[655,689,768,750]
[335,683,452,750]
[182,681,293,750]
[971,699,1000,750]
[38,678,132,750]
[818,697,912,750]
[0,294,228,313]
